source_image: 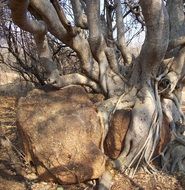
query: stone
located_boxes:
[104,109,131,159]
[154,116,171,156]
[17,86,106,184]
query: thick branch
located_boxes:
[9,0,46,35]
[34,33,51,62]
[30,0,69,42]
[167,0,185,50]
[115,0,132,65]
[158,1,185,95]
[168,36,185,51]
[70,0,88,29]
[171,47,185,80]
[138,0,169,82]
[86,0,105,58]
[50,0,79,36]
[30,0,99,82]
[160,46,185,94]
[85,0,110,93]
[105,1,114,46]
[51,73,101,93]
[167,0,185,48]
[9,0,59,81]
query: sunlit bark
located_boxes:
[7,0,185,187]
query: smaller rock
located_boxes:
[104,109,131,159]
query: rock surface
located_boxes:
[104,109,131,159]
[16,86,106,184]
[154,116,171,156]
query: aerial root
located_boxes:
[127,109,160,177]
[117,81,163,177]
[113,107,159,178]
[161,122,185,173]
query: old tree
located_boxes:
[4,0,185,189]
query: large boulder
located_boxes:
[16,86,106,184]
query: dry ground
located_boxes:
[0,95,185,190]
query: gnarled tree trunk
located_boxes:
[7,0,185,189]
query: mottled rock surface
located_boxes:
[17,86,106,184]
[104,109,131,159]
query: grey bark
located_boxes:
[7,0,185,186]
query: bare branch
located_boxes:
[166,0,185,51]
[160,46,185,94]
[85,0,109,92]
[84,0,125,95]
[105,1,114,46]
[125,2,145,27]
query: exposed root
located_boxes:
[99,74,184,183]
[161,122,185,173]
[49,73,102,93]
[114,79,163,177]
[98,170,114,190]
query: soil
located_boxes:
[0,95,185,190]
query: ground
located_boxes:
[0,95,185,190]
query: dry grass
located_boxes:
[0,96,58,190]
[0,96,16,127]
[0,71,19,85]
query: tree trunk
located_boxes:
[7,0,185,189]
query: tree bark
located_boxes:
[7,0,185,187]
